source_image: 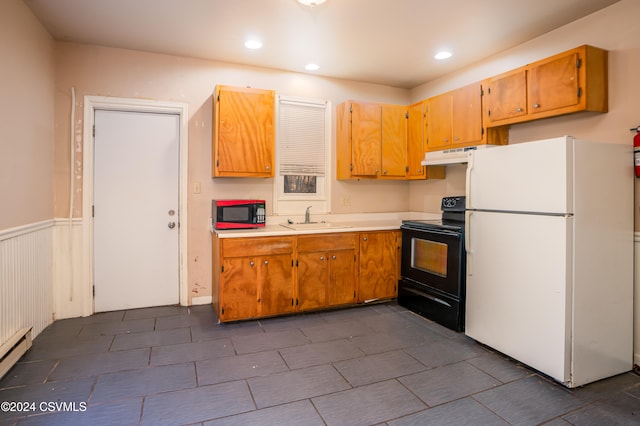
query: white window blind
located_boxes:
[278,98,326,176]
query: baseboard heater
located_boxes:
[0,328,32,379]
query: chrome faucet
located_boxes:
[305,206,312,223]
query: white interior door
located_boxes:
[94,109,179,312]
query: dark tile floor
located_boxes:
[1,302,639,425]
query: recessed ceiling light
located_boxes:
[434,51,453,60]
[244,40,262,49]
[297,0,327,7]
[305,63,320,71]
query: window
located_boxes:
[274,96,331,215]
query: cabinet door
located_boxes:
[351,102,382,176]
[214,86,275,177]
[426,94,452,151]
[528,51,580,115]
[485,68,527,124]
[406,101,425,179]
[328,249,357,306]
[297,251,328,311]
[220,257,259,321]
[380,104,407,178]
[451,83,483,146]
[259,254,295,316]
[358,231,400,302]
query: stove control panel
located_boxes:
[441,196,466,212]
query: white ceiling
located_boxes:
[25,0,620,89]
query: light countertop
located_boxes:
[212,212,440,238]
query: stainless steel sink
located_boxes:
[280,222,352,230]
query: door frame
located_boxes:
[82,96,189,316]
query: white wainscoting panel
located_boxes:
[53,219,85,319]
[0,221,54,348]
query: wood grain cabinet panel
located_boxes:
[484,45,607,127]
[426,82,483,152]
[297,233,357,311]
[484,67,528,124]
[380,104,408,177]
[358,231,401,302]
[212,85,275,177]
[216,236,295,322]
[337,101,413,180]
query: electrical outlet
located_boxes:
[342,195,351,206]
[193,182,201,194]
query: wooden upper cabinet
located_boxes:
[451,83,483,146]
[212,85,275,177]
[406,101,426,179]
[426,93,452,151]
[485,45,608,127]
[426,83,483,152]
[381,104,408,178]
[351,102,382,177]
[485,67,528,125]
[529,45,607,117]
[336,100,408,180]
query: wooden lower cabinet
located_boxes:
[213,230,399,322]
[297,233,357,311]
[215,236,295,322]
[358,231,401,302]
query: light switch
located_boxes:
[193,182,201,194]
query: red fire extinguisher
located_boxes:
[633,126,640,177]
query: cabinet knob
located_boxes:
[266,165,271,170]
[383,170,388,175]
[250,261,255,267]
[533,103,540,109]
[320,256,324,261]
[516,107,523,112]
[453,136,459,141]
[363,237,368,241]
[332,255,337,260]
[443,138,448,143]
[264,260,269,265]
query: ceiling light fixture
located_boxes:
[297,0,327,7]
[244,40,263,49]
[434,51,453,60]
[305,63,320,71]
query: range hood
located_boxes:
[421,145,496,166]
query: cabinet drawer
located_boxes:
[223,237,294,257]
[297,233,357,252]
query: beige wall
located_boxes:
[0,0,54,230]
[53,44,413,303]
[409,0,640,220]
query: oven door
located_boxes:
[400,226,464,298]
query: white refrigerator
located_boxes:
[464,136,634,388]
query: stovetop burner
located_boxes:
[402,196,466,233]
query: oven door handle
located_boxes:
[403,286,452,308]
[401,227,461,238]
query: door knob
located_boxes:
[168,221,176,229]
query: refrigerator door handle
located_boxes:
[465,211,473,276]
[465,154,474,208]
